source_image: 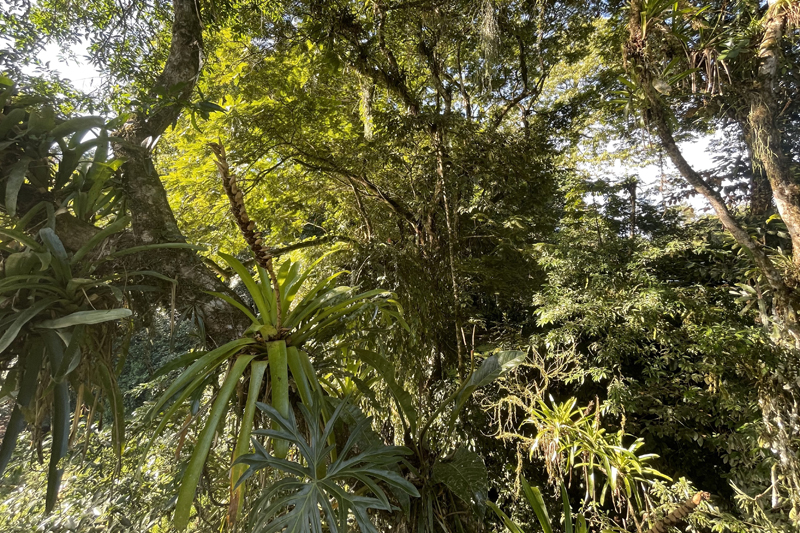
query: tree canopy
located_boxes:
[1,0,799,532]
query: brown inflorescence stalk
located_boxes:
[209,141,283,330]
[646,491,710,533]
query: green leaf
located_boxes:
[204,291,257,324]
[561,482,573,533]
[522,478,552,533]
[219,252,272,323]
[151,350,207,378]
[3,250,39,276]
[70,216,130,264]
[352,348,417,433]
[454,350,526,414]
[5,156,31,217]
[42,331,70,513]
[487,502,526,533]
[268,341,290,459]
[37,308,132,329]
[96,360,125,460]
[53,324,84,382]
[28,106,56,135]
[432,447,488,513]
[174,354,256,531]
[230,359,268,524]
[0,107,25,138]
[147,338,254,421]
[108,242,206,257]
[0,296,59,353]
[0,227,42,251]
[0,339,45,477]
[49,116,105,138]
[239,398,415,533]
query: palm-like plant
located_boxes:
[145,142,404,530]
[235,398,419,533]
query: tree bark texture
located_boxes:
[625,0,798,331]
[114,0,247,341]
[747,1,800,265]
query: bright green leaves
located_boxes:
[173,353,257,531]
[149,252,404,529]
[267,341,290,459]
[214,253,400,347]
[523,397,670,512]
[489,479,589,533]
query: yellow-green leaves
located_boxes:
[174,354,257,530]
[267,341,290,459]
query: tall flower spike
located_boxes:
[209,141,283,330]
[645,491,710,533]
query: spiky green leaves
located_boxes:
[234,399,419,533]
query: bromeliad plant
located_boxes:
[522,397,671,514]
[0,80,157,512]
[145,142,404,530]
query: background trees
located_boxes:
[1,0,799,531]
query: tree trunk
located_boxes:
[747,2,800,264]
[114,0,248,341]
[625,0,797,333]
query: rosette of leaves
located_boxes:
[0,80,155,512]
[524,397,670,513]
[145,253,403,530]
[233,398,419,533]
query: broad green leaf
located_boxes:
[0,296,58,353]
[174,354,256,531]
[487,502,526,533]
[54,324,84,382]
[230,359,268,524]
[37,308,132,329]
[42,331,70,513]
[0,107,25,138]
[147,338,254,419]
[109,242,206,257]
[522,478,552,533]
[3,250,38,276]
[267,341,290,459]
[454,350,526,414]
[561,482,573,533]
[5,156,31,217]
[0,339,45,477]
[219,252,272,324]
[49,115,105,138]
[0,227,42,251]
[27,106,55,134]
[432,447,488,513]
